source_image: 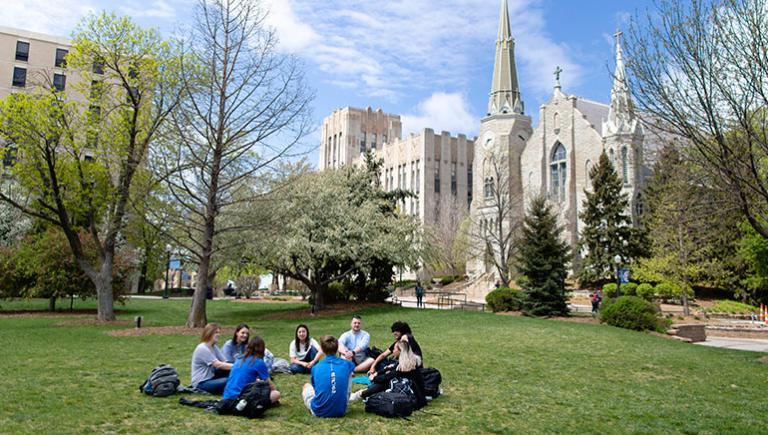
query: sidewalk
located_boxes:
[696,337,768,353]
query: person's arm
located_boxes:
[368,348,391,374]
[212,360,232,370]
[338,333,353,359]
[354,332,370,353]
[307,339,323,369]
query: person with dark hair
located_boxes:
[289,324,323,374]
[368,321,423,375]
[415,281,425,308]
[349,340,426,408]
[338,315,375,373]
[302,335,355,417]
[191,323,232,394]
[221,323,249,363]
[222,336,280,403]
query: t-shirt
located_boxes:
[221,356,270,400]
[190,342,226,387]
[221,339,246,363]
[310,356,355,417]
[289,338,321,360]
[339,330,370,352]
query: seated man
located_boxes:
[302,335,355,418]
[369,321,423,375]
[338,315,375,373]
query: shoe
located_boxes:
[349,390,364,402]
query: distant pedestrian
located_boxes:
[494,281,501,289]
[591,290,602,316]
[415,281,425,308]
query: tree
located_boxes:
[0,180,31,246]
[517,195,570,316]
[637,146,748,314]
[0,13,179,320]
[153,0,313,327]
[625,0,768,240]
[470,146,523,286]
[260,165,420,312]
[423,195,468,277]
[577,152,644,286]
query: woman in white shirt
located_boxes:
[288,324,323,374]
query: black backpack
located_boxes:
[364,391,416,418]
[215,380,272,419]
[418,368,442,400]
[140,364,180,397]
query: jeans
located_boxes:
[196,368,229,394]
[290,346,318,374]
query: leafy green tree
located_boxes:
[517,195,570,316]
[260,163,420,311]
[0,13,180,320]
[577,152,644,286]
[0,180,31,246]
[736,223,768,304]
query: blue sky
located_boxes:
[3,0,654,164]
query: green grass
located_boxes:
[703,300,758,314]
[1,298,767,434]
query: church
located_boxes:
[466,0,656,281]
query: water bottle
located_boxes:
[236,399,247,411]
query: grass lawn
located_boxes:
[1,298,767,434]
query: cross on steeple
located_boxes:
[554,65,563,88]
[614,29,623,47]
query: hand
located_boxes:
[307,361,314,369]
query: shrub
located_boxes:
[603,283,617,295]
[621,282,638,296]
[486,287,523,312]
[655,282,680,301]
[600,296,666,332]
[636,283,655,301]
[436,275,457,286]
[324,282,350,303]
[704,300,758,314]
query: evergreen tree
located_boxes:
[518,195,570,316]
[577,152,643,286]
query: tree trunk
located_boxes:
[311,284,325,313]
[48,296,57,312]
[137,257,149,294]
[96,256,116,321]
[187,256,210,328]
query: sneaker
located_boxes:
[348,390,364,402]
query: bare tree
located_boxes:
[625,0,768,239]
[424,195,469,277]
[153,0,313,327]
[469,146,523,286]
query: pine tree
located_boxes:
[577,152,640,286]
[518,195,570,316]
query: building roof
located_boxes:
[574,97,609,136]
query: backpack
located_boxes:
[140,364,180,397]
[364,391,416,418]
[418,368,442,400]
[215,380,272,419]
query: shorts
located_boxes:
[353,350,369,365]
[302,384,315,416]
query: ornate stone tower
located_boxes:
[468,0,532,279]
[601,31,644,221]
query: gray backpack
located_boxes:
[140,364,180,397]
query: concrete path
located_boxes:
[696,337,768,353]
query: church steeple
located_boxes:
[488,0,523,116]
[605,30,637,135]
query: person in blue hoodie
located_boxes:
[301,335,355,417]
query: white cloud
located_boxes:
[118,1,176,19]
[263,0,318,51]
[402,92,478,136]
[0,0,97,36]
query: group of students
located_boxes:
[188,315,425,418]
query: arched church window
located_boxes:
[484,177,495,199]
[550,143,567,202]
[553,112,559,134]
[609,148,615,167]
[621,146,629,183]
[585,160,593,185]
[635,192,644,217]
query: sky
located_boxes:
[2,0,656,166]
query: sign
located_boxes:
[619,268,630,284]
[169,259,181,270]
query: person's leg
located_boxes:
[354,357,375,373]
[301,383,315,415]
[290,363,309,374]
[303,346,318,362]
[360,382,386,399]
[197,376,228,395]
[270,389,281,403]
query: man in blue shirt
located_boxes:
[338,315,375,373]
[302,335,355,417]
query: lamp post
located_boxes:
[613,254,622,298]
[163,244,172,299]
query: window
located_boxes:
[360,132,366,154]
[53,73,66,91]
[621,146,629,183]
[467,166,473,209]
[609,148,615,167]
[12,67,26,87]
[55,49,68,68]
[383,134,388,144]
[451,162,457,195]
[434,165,441,193]
[550,143,567,202]
[484,177,495,199]
[635,193,644,217]
[415,161,420,193]
[372,133,377,150]
[93,56,104,75]
[15,41,29,62]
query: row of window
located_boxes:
[11,67,66,91]
[15,41,68,67]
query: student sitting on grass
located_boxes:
[302,335,355,417]
[221,323,249,362]
[222,336,281,404]
[368,321,423,374]
[350,339,426,408]
[191,323,232,394]
[338,315,375,373]
[289,324,323,374]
